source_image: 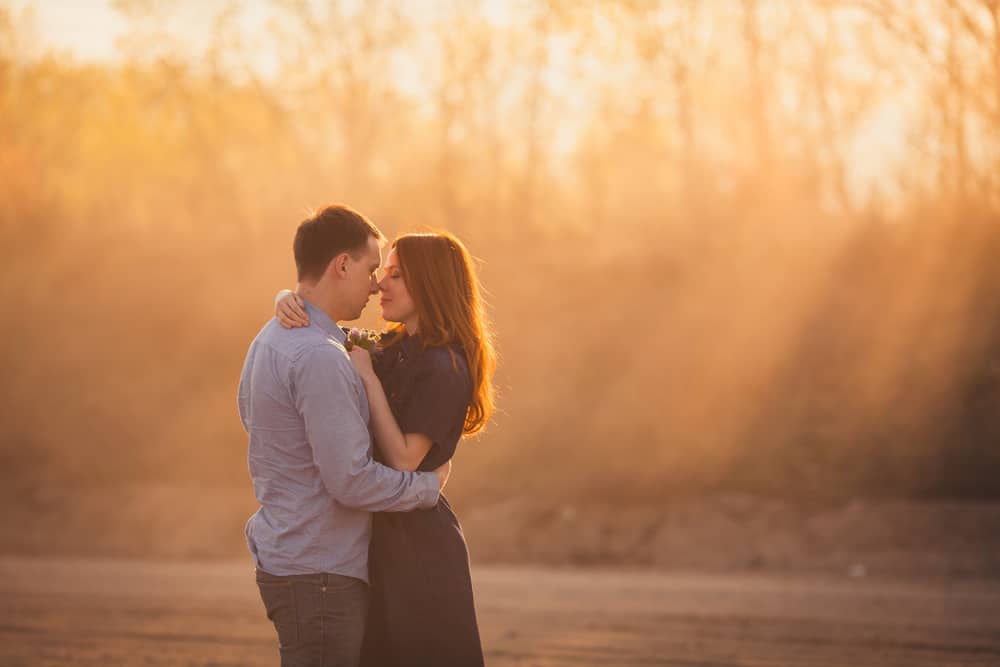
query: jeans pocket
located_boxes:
[323,573,368,594]
[258,581,299,649]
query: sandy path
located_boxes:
[0,557,997,666]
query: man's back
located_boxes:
[238,302,437,581]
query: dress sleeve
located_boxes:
[397,350,472,461]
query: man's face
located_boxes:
[344,236,382,320]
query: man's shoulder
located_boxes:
[256,320,349,365]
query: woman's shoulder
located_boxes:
[421,343,467,371]
[418,345,472,410]
[418,342,470,387]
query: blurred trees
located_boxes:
[0,0,998,515]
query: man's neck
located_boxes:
[296,283,342,325]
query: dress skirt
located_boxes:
[360,495,484,667]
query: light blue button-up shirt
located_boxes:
[238,300,440,582]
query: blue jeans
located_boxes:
[256,568,369,667]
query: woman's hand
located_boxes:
[348,346,377,382]
[276,291,309,329]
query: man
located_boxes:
[238,205,450,667]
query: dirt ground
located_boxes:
[1,557,998,666]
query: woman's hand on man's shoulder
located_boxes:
[276,291,309,329]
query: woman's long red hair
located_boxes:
[385,232,496,435]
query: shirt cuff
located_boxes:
[274,288,294,309]
[417,471,441,508]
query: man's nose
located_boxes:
[369,276,379,294]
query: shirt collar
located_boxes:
[302,299,346,344]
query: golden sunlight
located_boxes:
[2,1,999,663]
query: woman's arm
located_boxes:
[349,347,432,472]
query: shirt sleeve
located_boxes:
[293,342,440,512]
[397,350,472,462]
[237,338,257,433]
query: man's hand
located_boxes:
[434,460,452,491]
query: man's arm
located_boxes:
[237,339,257,434]
[294,343,441,512]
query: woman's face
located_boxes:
[378,248,418,328]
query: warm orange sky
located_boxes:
[6,0,514,62]
[6,0,922,205]
[8,0,126,60]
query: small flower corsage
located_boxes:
[343,327,381,353]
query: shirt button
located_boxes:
[321,586,327,592]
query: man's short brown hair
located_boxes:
[293,205,384,282]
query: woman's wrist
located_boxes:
[358,368,379,386]
[274,288,294,309]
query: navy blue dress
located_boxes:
[360,333,484,667]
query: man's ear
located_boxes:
[324,252,351,280]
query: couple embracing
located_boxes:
[238,204,495,666]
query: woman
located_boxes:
[275,231,496,667]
